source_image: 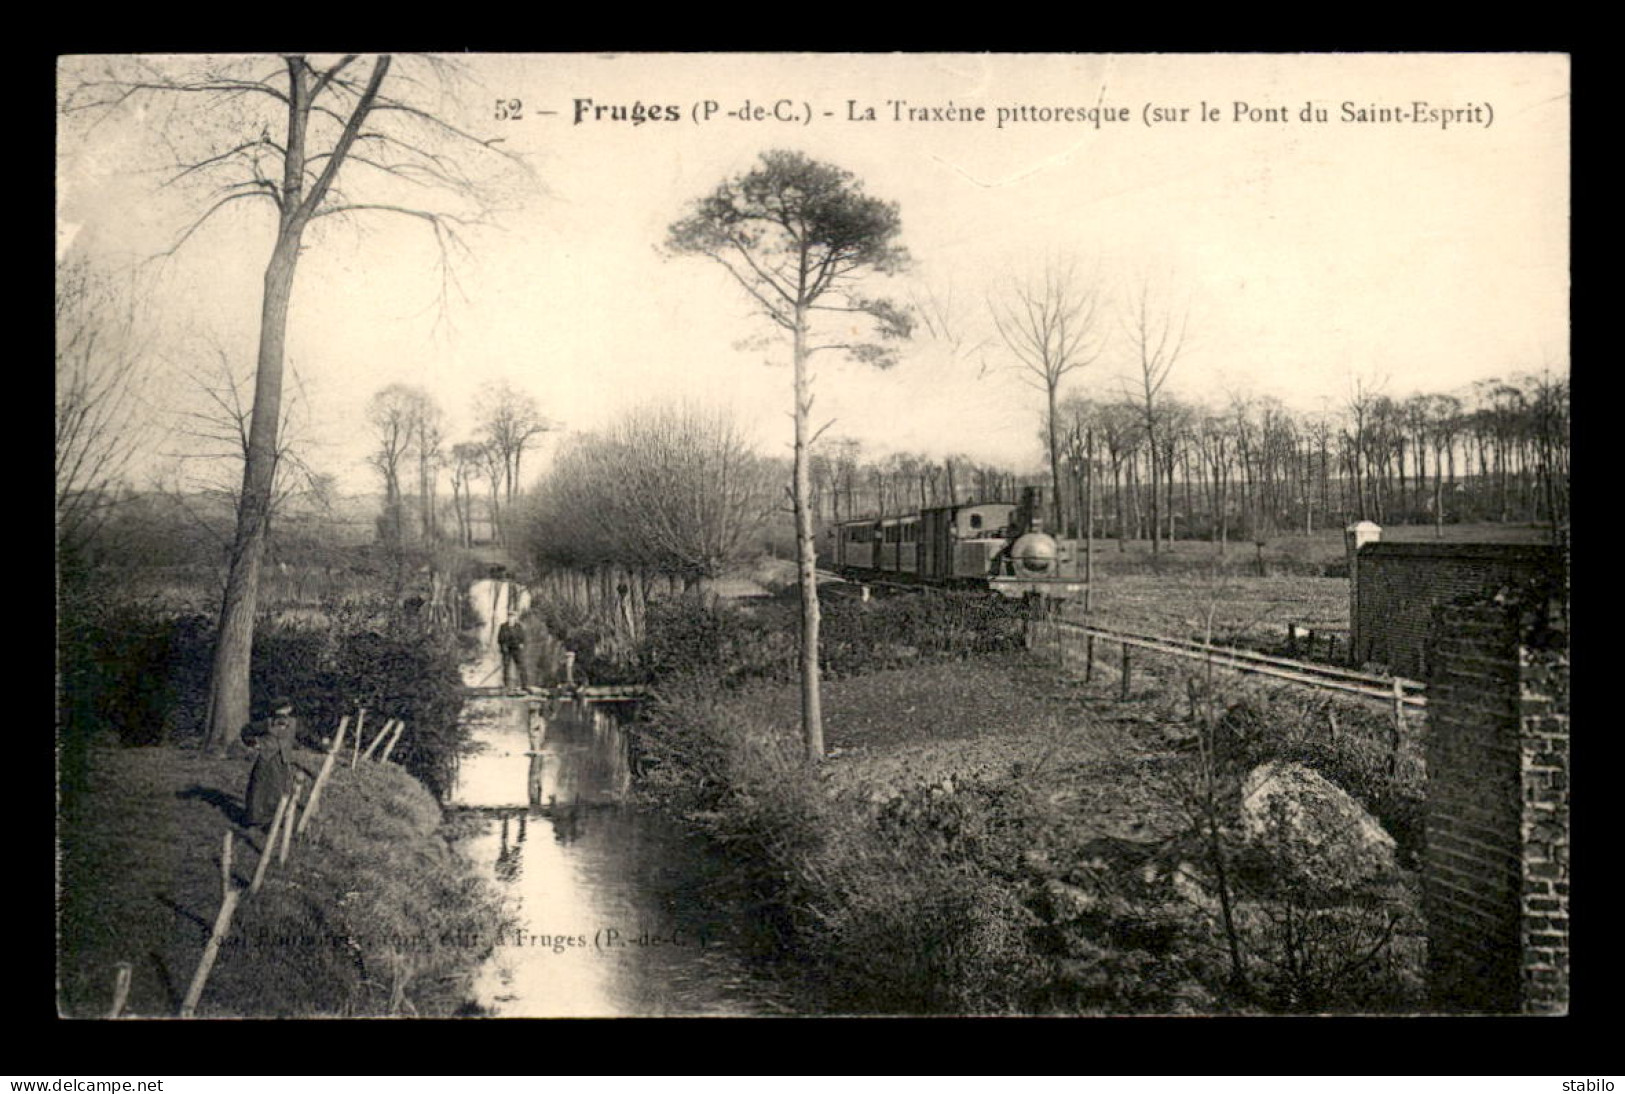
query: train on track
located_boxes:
[827,487,1087,602]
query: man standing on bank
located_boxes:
[241,697,303,829]
[498,611,529,695]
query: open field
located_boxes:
[1072,521,1553,656]
[1070,521,1556,577]
[1081,573,1349,653]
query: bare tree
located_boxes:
[55,257,152,561]
[1526,370,1569,533]
[62,53,529,751]
[1343,375,1385,523]
[908,276,991,363]
[473,379,553,532]
[165,348,320,587]
[530,404,778,586]
[366,383,425,547]
[668,150,911,764]
[989,259,1104,533]
[478,439,507,545]
[447,441,485,547]
[1123,278,1191,554]
[415,394,445,542]
[828,437,864,522]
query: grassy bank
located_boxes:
[58,744,504,1018]
[635,648,1425,1014]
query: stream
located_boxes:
[448,578,797,1017]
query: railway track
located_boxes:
[1038,616,1426,710]
[829,570,1422,712]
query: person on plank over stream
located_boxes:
[498,611,530,695]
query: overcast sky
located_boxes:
[57,53,1570,496]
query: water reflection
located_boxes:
[449,577,793,1016]
[450,697,791,1017]
[493,812,525,883]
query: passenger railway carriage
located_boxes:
[830,492,1085,601]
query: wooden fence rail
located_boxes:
[180,707,356,1018]
[1034,615,1425,779]
[1035,617,1427,709]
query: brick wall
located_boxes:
[1425,594,1570,1014]
[1518,644,1570,1014]
[1354,543,1561,678]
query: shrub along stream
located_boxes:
[612,587,1425,1014]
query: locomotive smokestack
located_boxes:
[1013,485,1045,537]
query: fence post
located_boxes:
[250,794,291,895]
[1085,633,1095,683]
[380,720,406,763]
[1390,677,1404,777]
[298,716,348,836]
[107,962,133,1019]
[180,831,241,1018]
[279,777,304,867]
[361,718,396,762]
[1287,622,1298,656]
[1120,642,1132,701]
[351,708,367,768]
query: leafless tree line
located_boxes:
[808,439,1022,527]
[366,378,552,549]
[805,370,1568,547]
[524,404,779,586]
[55,257,152,560]
[1050,375,1571,547]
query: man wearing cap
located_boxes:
[241,698,302,828]
[497,612,529,695]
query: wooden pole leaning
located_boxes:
[351,707,367,768]
[250,793,291,895]
[108,962,133,1019]
[279,776,305,866]
[361,718,397,762]
[298,716,348,836]
[180,831,241,1018]
[380,720,406,763]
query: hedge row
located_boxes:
[58,598,468,798]
[633,588,1028,688]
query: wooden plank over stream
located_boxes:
[464,684,648,701]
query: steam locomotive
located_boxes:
[828,487,1086,601]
